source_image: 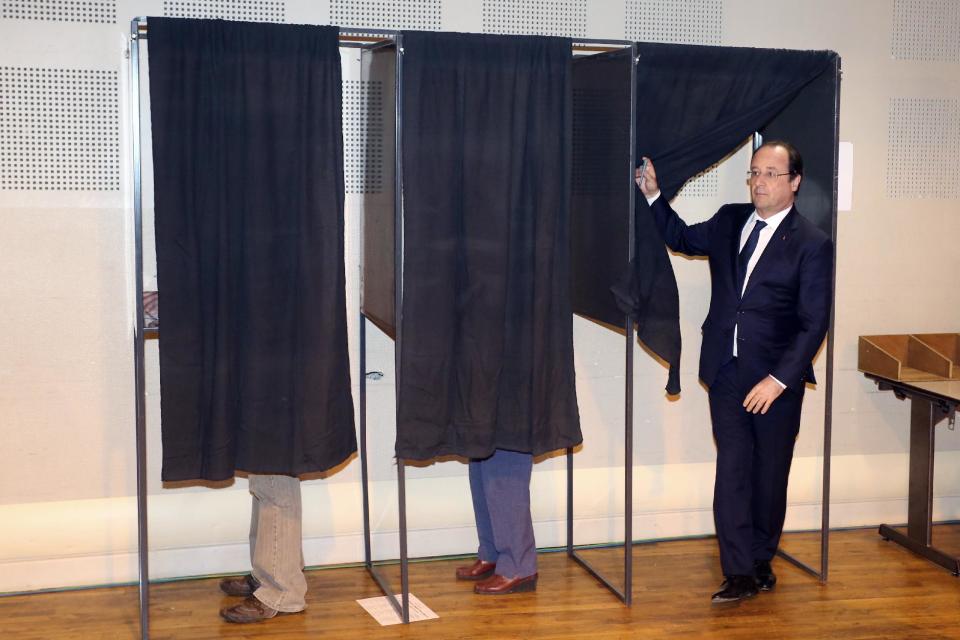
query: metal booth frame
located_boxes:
[128,19,839,638]
[356,38,642,623]
[128,18,406,638]
[753,53,842,584]
[564,40,638,606]
[130,23,640,634]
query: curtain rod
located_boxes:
[131,18,631,51]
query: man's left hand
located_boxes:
[743,376,785,415]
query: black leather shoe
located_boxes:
[754,560,777,592]
[711,575,758,604]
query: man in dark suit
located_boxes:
[635,141,833,604]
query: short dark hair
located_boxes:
[753,140,803,177]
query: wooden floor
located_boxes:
[3,526,960,639]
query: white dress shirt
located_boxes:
[736,207,790,297]
[734,208,790,392]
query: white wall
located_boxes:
[1,0,959,593]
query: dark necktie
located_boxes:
[737,220,767,295]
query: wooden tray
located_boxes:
[858,334,953,381]
[912,333,960,379]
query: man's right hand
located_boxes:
[635,157,660,199]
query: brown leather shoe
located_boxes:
[219,574,259,597]
[473,572,538,595]
[220,596,303,624]
[455,559,496,581]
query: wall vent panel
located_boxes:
[330,0,441,31]
[677,165,719,198]
[886,98,960,199]
[625,0,722,45]
[343,79,384,194]
[482,0,587,37]
[0,67,120,191]
[1,0,116,23]
[891,0,960,62]
[162,0,286,23]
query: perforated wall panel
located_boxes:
[886,98,960,199]
[162,0,285,22]
[891,0,960,62]
[482,0,587,37]
[0,67,120,191]
[625,0,722,45]
[677,165,719,198]
[1,0,115,23]
[330,0,441,31]
[343,79,384,194]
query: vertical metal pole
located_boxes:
[623,321,634,605]
[820,56,842,583]
[360,316,372,567]
[393,35,410,625]
[397,461,409,623]
[821,268,835,582]
[128,17,150,640]
[623,43,638,606]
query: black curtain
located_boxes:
[761,57,841,238]
[615,44,837,394]
[396,31,581,460]
[149,18,356,481]
[570,49,634,329]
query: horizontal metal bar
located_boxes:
[879,524,960,576]
[572,37,633,46]
[867,374,960,409]
[337,27,402,36]
[775,548,823,580]
[570,550,627,603]
[128,18,630,51]
[132,19,401,40]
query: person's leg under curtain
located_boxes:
[248,474,307,613]
[480,449,536,578]
[469,458,499,565]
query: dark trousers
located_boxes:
[469,449,537,578]
[708,358,804,576]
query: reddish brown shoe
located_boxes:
[455,559,496,581]
[473,572,538,595]
[220,596,303,624]
[219,574,259,598]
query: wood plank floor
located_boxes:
[2,526,960,639]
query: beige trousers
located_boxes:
[248,474,307,612]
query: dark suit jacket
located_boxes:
[650,198,833,392]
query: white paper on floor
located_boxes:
[356,593,439,626]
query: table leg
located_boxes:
[907,398,935,544]
[878,397,960,575]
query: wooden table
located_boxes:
[865,373,960,574]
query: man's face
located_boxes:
[749,145,801,218]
